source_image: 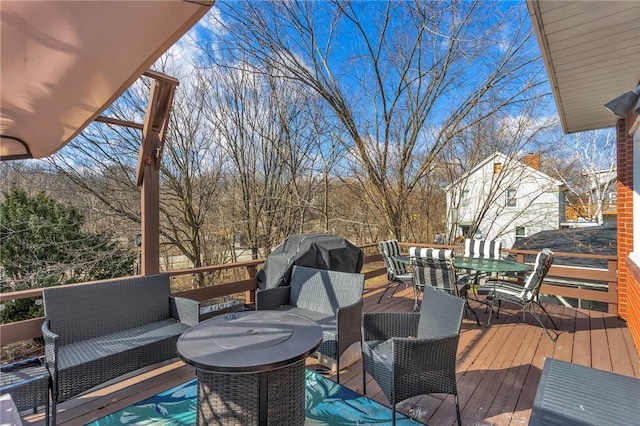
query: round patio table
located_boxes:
[454,257,531,273]
[393,254,531,273]
[177,310,322,426]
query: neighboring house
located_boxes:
[445,152,562,249]
[561,168,617,228]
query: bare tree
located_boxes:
[548,129,617,225]
[201,60,325,257]
[209,0,547,240]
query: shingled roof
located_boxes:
[509,225,616,269]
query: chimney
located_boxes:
[523,153,541,170]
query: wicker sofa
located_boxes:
[42,274,199,425]
[256,265,364,383]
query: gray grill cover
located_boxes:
[257,234,363,290]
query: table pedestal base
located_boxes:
[196,360,306,426]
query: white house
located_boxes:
[445,152,562,249]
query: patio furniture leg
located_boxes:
[378,280,400,303]
[466,302,481,327]
[392,403,396,426]
[455,394,462,426]
[528,308,557,342]
[535,299,559,330]
[413,286,421,312]
[362,367,366,396]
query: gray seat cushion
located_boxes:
[58,319,188,370]
[276,305,336,336]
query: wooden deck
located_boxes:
[22,280,640,426]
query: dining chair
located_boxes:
[479,248,558,341]
[377,240,412,303]
[362,285,466,426]
[460,238,502,298]
[464,238,502,259]
[409,247,481,326]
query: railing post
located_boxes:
[245,265,257,305]
[608,259,618,315]
[516,252,526,285]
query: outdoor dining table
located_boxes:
[391,254,531,274]
[392,254,532,326]
[454,257,532,274]
[455,257,532,325]
[177,310,322,426]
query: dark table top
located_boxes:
[529,358,640,425]
[177,310,322,374]
[392,255,531,273]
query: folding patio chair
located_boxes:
[410,247,480,326]
[460,238,502,298]
[377,240,412,303]
[479,248,559,341]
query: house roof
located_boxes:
[445,151,561,191]
[0,1,212,161]
[510,225,616,268]
[527,1,640,134]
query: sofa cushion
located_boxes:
[58,319,188,370]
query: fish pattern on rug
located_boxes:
[87,369,421,425]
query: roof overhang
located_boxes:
[527,1,640,134]
[0,0,212,161]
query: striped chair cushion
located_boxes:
[464,239,502,259]
[409,247,463,293]
[521,249,553,301]
[379,240,409,276]
[486,249,554,302]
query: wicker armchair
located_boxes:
[256,265,364,383]
[362,285,465,426]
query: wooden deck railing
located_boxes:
[0,243,617,346]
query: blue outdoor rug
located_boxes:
[87,369,421,425]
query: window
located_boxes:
[460,189,469,206]
[515,227,526,242]
[506,187,517,207]
[493,162,503,174]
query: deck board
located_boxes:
[21,280,640,426]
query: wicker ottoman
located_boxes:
[0,357,50,425]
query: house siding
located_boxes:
[447,153,560,248]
